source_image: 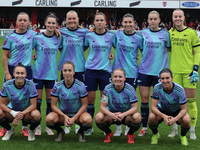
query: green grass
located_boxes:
[0,38,200,150]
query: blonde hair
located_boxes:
[172,9,185,31]
[66,10,83,28]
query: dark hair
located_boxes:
[113,68,126,77]
[62,61,75,71]
[159,68,173,78]
[45,12,58,23]
[13,62,26,73]
[123,13,134,21]
[17,12,30,21]
[94,12,106,21]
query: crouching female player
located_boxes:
[95,68,141,143]
[0,63,41,141]
[45,61,92,142]
[148,68,190,146]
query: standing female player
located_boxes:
[32,13,62,136]
[45,62,92,142]
[2,12,38,137]
[0,63,41,141]
[95,68,141,143]
[84,12,115,135]
[58,10,89,134]
[168,9,200,140]
[112,13,143,136]
[137,10,171,136]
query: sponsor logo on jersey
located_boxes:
[183,34,188,37]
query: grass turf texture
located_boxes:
[0,38,200,150]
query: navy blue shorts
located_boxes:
[33,79,55,90]
[137,73,159,87]
[4,65,32,82]
[85,69,111,91]
[61,71,84,82]
[157,108,181,125]
[125,78,137,88]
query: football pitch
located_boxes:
[0,38,199,150]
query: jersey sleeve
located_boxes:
[0,84,7,97]
[80,83,88,98]
[129,87,138,104]
[192,30,200,65]
[2,35,11,50]
[51,83,59,97]
[29,81,38,98]
[32,37,37,49]
[192,30,200,47]
[139,35,143,50]
[151,85,159,100]
[58,37,63,50]
[178,88,187,105]
[85,34,89,47]
[165,31,171,48]
[101,87,109,103]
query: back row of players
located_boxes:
[0,9,200,145]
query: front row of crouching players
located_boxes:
[95,68,142,143]
[149,68,190,146]
[0,63,191,145]
[45,61,93,142]
[0,63,41,141]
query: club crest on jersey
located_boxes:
[163,2,167,7]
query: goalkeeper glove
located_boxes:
[188,65,199,83]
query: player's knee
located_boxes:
[45,114,54,125]
[95,112,104,123]
[82,114,93,125]
[148,113,156,124]
[182,114,190,127]
[132,112,142,124]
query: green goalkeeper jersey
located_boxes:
[169,27,200,74]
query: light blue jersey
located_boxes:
[58,27,88,72]
[151,82,187,113]
[102,82,138,112]
[139,28,170,76]
[0,79,38,111]
[112,31,143,78]
[85,30,115,73]
[51,79,88,115]
[32,32,62,80]
[2,30,37,67]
